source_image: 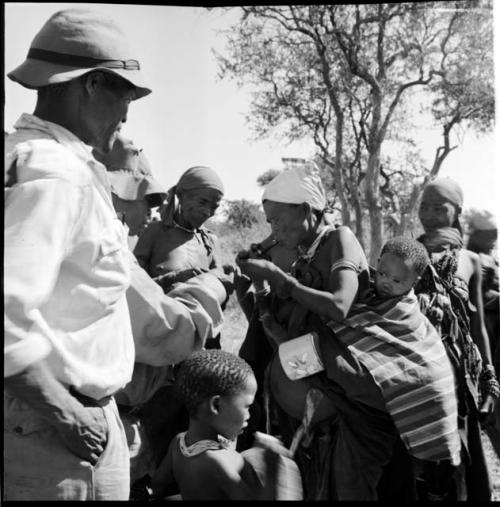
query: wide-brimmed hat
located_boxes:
[97,135,166,207]
[7,8,151,99]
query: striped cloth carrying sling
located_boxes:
[328,290,461,465]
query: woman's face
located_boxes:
[418,189,458,232]
[263,200,308,249]
[178,188,222,229]
[214,375,257,441]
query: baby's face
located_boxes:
[375,253,419,298]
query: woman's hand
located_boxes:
[235,254,286,287]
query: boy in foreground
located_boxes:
[151,350,302,500]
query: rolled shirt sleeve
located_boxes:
[127,250,226,366]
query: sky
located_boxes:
[4,2,500,223]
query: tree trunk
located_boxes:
[365,147,384,265]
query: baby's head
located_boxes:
[375,236,430,298]
[175,349,257,441]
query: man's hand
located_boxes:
[4,360,109,466]
[54,401,108,465]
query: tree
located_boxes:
[222,198,264,229]
[257,168,281,187]
[214,2,494,262]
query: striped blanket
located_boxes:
[328,289,461,465]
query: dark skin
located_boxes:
[236,201,367,342]
[5,71,136,464]
[419,189,496,417]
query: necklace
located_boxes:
[178,431,232,458]
[172,218,197,234]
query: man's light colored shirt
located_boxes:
[5,114,226,400]
[4,114,135,399]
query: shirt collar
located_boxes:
[14,113,112,194]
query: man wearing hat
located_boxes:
[4,9,227,500]
[95,134,166,250]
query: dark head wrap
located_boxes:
[160,166,224,225]
[422,178,464,233]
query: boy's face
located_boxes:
[214,375,257,441]
[375,253,419,298]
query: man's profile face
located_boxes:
[81,72,136,154]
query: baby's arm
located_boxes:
[150,439,177,499]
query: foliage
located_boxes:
[214,2,494,262]
[218,198,266,230]
[257,168,281,187]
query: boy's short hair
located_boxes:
[175,349,254,416]
[380,236,430,277]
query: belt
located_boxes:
[69,386,113,407]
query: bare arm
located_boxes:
[236,227,364,322]
[469,253,493,366]
[133,222,157,272]
[468,252,498,416]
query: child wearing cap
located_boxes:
[150,349,302,500]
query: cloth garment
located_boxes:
[468,208,497,232]
[4,113,135,398]
[328,289,461,464]
[423,178,464,208]
[262,164,327,211]
[419,227,464,252]
[415,242,492,500]
[161,166,224,225]
[97,133,166,205]
[4,391,130,500]
[126,258,224,366]
[178,431,231,457]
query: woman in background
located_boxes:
[415,178,499,500]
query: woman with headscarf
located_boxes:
[415,178,499,500]
[235,164,423,501]
[134,166,228,299]
[124,166,232,496]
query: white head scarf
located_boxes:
[262,163,327,211]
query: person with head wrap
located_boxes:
[134,165,230,298]
[124,166,234,491]
[466,209,500,460]
[414,178,499,500]
[234,164,424,501]
[466,208,499,360]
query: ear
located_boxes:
[208,395,221,415]
[82,71,105,97]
